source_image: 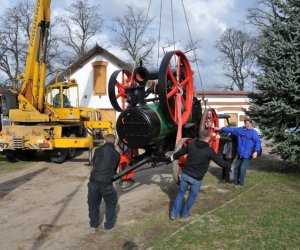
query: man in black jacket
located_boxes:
[87,134,120,231]
[169,130,231,219]
[221,121,237,183]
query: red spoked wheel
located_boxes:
[172,138,193,185]
[158,51,194,125]
[199,108,220,153]
[108,69,134,112]
[117,142,139,180]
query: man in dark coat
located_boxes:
[168,130,231,219]
[221,121,237,183]
[87,134,120,231]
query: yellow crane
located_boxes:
[0,0,112,163]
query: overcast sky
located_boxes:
[1,0,257,90]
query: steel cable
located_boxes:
[180,0,205,98]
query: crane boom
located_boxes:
[19,0,51,112]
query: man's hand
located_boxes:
[252,151,258,159]
[165,151,174,157]
[227,165,232,172]
[163,156,172,164]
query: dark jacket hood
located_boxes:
[195,140,209,149]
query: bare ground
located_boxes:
[0,140,271,250]
[0,150,180,250]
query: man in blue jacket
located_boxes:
[220,118,261,187]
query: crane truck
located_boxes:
[0,0,112,163]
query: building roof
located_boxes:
[68,44,132,73]
[49,45,132,84]
[196,90,251,96]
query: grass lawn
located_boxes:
[152,155,300,249]
[111,153,300,249]
[0,154,37,175]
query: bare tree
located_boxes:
[181,39,201,64]
[247,0,281,28]
[58,0,102,65]
[215,28,259,90]
[0,0,33,88]
[109,5,156,66]
[0,0,59,88]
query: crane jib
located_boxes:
[30,0,41,48]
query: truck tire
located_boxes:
[0,87,18,116]
[18,150,37,160]
[50,149,68,163]
[5,150,18,163]
[50,134,74,163]
[67,134,76,159]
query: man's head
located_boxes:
[200,129,210,142]
[229,121,237,127]
[105,134,116,144]
[244,118,253,129]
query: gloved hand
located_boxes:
[165,156,172,164]
[165,151,174,157]
[226,164,231,172]
[165,151,174,164]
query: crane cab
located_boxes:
[46,79,79,109]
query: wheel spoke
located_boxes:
[116,81,123,90]
[122,72,125,86]
[122,97,125,109]
[167,87,178,99]
[116,91,126,99]
[176,56,181,83]
[181,96,187,110]
[179,77,190,89]
[167,66,177,86]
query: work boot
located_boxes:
[89,227,99,233]
[103,226,115,232]
[169,215,175,220]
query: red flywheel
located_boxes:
[158,51,194,125]
[199,108,220,153]
[108,69,134,112]
[172,137,193,185]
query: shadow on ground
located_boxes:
[0,167,48,199]
[30,176,88,250]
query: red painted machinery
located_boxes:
[108,50,220,184]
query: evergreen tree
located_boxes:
[247,0,300,163]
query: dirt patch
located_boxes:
[0,151,179,249]
[0,145,267,249]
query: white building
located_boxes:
[56,45,131,126]
[196,90,251,128]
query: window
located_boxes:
[92,61,108,95]
[225,113,238,124]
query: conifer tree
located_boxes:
[247,0,300,162]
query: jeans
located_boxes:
[87,181,117,229]
[234,158,250,186]
[170,173,202,218]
